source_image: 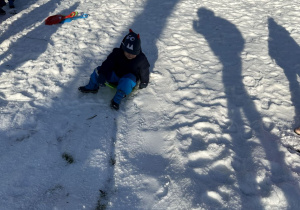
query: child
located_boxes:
[78,29,150,110]
[0,0,15,15]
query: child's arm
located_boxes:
[139,60,150,89]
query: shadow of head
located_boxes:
[197,7,215,19]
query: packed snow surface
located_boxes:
[1,0,300,209]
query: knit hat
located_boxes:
[121,29,141,55]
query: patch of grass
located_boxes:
[110,158,116,166]
[62,152,74,164]
[96,190,107,210]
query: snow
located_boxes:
[1,0,300,209]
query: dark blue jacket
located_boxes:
[98,48,150,86]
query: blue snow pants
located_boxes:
[106,72,137,96]
[86,68,136,96]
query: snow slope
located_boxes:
[1,0,300,209]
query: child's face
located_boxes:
[124,51,137,60]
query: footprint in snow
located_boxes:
[243,76,256,87]
[261,98,270,110]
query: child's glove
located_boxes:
[139,82,148,89]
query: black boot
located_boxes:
[0,8,6,15]
[110,100,119,110]
[9,0,14,8]
[78,86,99,93]
[110,90,126,110]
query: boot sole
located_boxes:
[78,87,99,94]
[79,90,98,94]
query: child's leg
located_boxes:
[84,68,101,90]
[106,71,120,84]
[84,66,118,89]
[112,74,136,104]
[116,74,137,96]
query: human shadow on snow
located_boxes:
[37,0,181,208]
[104,0,181,207]
[193,7,300,209]
[0,0,40,24]
[268,17,300,127]
[124,0,181,72]
[0,0,79,75]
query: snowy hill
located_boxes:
[1,0,300,209]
